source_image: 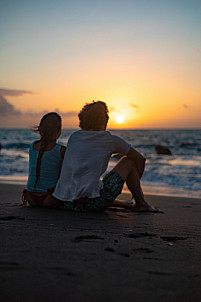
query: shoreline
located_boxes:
[0,175,201,200]
[0,183,201,302]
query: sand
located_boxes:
[0,183,201,302]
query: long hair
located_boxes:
[32,112,62,189]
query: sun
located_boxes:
[116,115,125,124]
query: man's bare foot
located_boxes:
[112,200,135,209]
[112,200,159,212]
[122,201,135,209]
[134,202,159,212]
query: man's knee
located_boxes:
[112,156,136,179]
[119,155,136,168]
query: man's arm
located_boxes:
[126,147,146,178]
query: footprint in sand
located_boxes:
[48,267,75,276]
[143,257,163,261]
[0,216,25,220]
[133,248,153,254]
[0,262,20,270]
[72,235,105,242]
[105,248,115,252]
[160,236,189,243]
[118,252,130,258]
[126,232,158,239]
[147,271,173,276]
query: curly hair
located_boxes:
[32,112,62,189]
[78,101,109,131]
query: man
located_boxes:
[53,101,156,212]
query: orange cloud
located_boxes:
[0,95,21,116]
[0,88,35,97]
[129,103,140,109]
[183,104,190,109]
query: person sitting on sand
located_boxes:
[22,112,66,207]
[52,101,156,212]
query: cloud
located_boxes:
[109,107,115,111]
[183,104,190,109]
[0,95,77,119]
[0,88,78,128]
[130,103,139,109]
[0,88,34,97]
[0,89,78,128]
[0,95,22,116]
[54,108,77,118]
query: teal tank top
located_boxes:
[26,141,63,192]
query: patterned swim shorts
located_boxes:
[64,171,124,212]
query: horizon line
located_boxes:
[0,127,201,131]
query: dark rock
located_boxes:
[155,145,172,155]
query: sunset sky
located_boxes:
[0,0,201,129]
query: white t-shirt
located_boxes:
[53,130,131,201]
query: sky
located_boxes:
[0,0,201,129]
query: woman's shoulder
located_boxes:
[31,140,40,150]
[55,143,66,158]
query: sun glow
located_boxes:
[116,115,125,124]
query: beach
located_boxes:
[0,183,201,302]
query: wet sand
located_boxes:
[0,183,201,302]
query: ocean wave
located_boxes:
[2,143,30,150]
[179,142,200,147]
[1,128,201,197]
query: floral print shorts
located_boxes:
[64,171,124,212]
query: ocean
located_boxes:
[0,129,201,198]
